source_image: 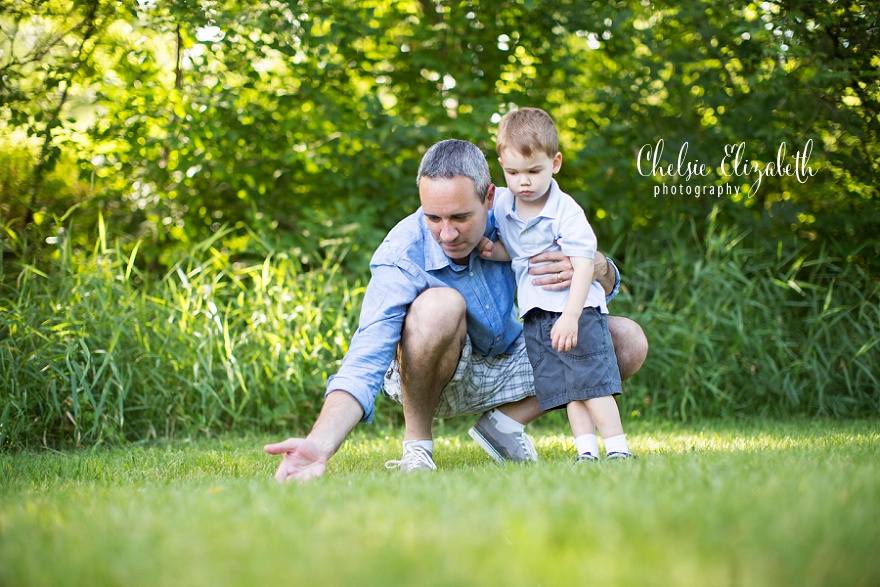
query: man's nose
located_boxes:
[440,223,458,242]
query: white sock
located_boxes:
[490,409,526,434]
[403,439,434,454]
[603,434,630,454]
[575,434,599,456]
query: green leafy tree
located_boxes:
[2,0,878,270]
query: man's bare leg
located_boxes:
[398,288,467,441]
[608,316,648,381]
[495,396,543,426]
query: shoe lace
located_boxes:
[517,431,538,461]
[385,445,437,471]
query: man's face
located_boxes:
[498,148,562,205]
[420,175,495,266]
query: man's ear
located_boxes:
[485,184,496,209]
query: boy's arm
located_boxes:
[550,256,594,352]
[478,236,511,262]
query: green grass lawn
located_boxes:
[1,419,878,587]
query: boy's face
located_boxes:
[420,175,496,266]
[498,148,562,205]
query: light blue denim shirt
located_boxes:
[325,207,622,424]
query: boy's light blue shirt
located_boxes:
[494,180,609,317]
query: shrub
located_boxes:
[615,209,880,420]
[0,224,367,448]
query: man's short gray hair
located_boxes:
[416,139,492,203]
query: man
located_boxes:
[265,139,647,481]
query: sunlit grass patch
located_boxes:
[1,420,878,587]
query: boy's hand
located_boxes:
[478,236,495,259]
[551,315,579,352]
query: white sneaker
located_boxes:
[385,443,437,473]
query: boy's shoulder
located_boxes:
[550,180,581,206]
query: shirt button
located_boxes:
[485,304,490,309]
[469,272,474,277]
[523,229,529,234]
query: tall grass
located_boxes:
[0,220,368,448]
[615,208,880,420]
[1,208,878,448]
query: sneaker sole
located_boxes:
[468,427,505,463]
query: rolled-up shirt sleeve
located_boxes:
[325,262,423,423]
[605,257,621,304]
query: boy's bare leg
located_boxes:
[567,401,596,437]
[585,396,625,439]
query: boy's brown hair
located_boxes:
[496,107,559,159]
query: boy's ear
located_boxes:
[552,152,563,173]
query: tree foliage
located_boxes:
[1,0,878,269]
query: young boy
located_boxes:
[479,107,632,461]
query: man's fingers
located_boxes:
[528,262,564,275]
[264,438,301,455]
[533,277,570,291]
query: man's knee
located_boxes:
[608,316,649,380]
[404,288,467,344]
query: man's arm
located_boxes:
[264,391,364,482]
[529,250,617,295]
[590,251,615,295]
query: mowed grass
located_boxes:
[1,419,878,587]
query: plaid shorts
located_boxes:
[381,333,535,419]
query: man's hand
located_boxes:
[264,391,363,483]
[264,438,329,483]
[528,250,575,291]
[529,250,614,295]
